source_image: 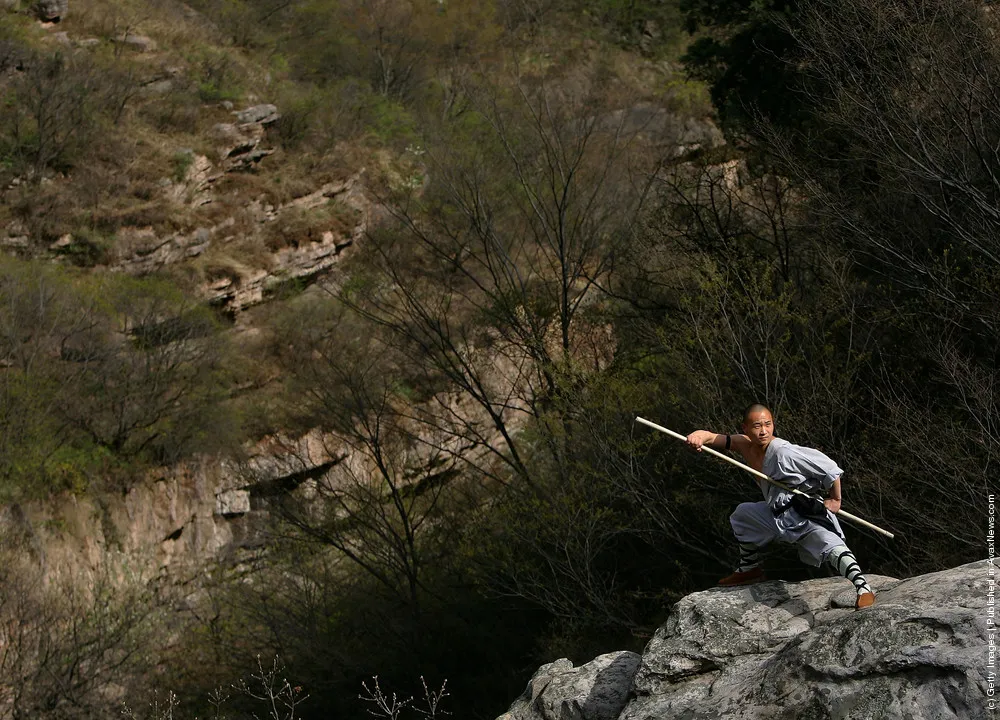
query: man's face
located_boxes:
[743,409,774,447]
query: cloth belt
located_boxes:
[772,496,840,535]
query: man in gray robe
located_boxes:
[686,403,875,609]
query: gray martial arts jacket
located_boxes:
[760,437,845,538]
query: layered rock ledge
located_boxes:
[499,561,991,720]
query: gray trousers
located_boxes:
[730,501,846,567]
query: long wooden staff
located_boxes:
[635,416,895,539]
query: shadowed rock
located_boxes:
[500,653,642,720]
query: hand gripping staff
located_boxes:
[635,416,895,540]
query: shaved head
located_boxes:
[743,403,771,424]
[742,403,775,447]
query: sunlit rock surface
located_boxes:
[500,561,991,720]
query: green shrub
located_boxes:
[365,93,418,146]
[172,149,196,182]
[192,48,247,102]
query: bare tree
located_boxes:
[343,70,656,490]
[3,50,99,179]
[0,260,106,498]
[267,306,458,621]
[762,0,1000,566]
[56,275,231,464]
[0,537,161,720]
[250,68,664,629]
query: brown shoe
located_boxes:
[855,591,876,609]
[718,567,766,586]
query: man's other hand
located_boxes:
[686,430,714,452]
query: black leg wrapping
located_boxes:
[827,545,872,596]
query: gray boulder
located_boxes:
[235,104,280,126]
[35,0,66,21]
[499,652,641,720]
[211,122,272,171]
[209,106,279,172]
[500,561,993,720]
[117,33,157,53]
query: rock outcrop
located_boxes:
[500,653,643,720]
[114,173,368,313]
[594,104,725,157]
[0,428,347,588]
[211,103,280,172]
[35,0,67,22]
[499,561,992,720]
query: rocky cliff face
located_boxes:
[0,428,345,589]
[499,561,991,720]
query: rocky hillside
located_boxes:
[0,0,722,579]
[0,0,714,317]
[499,561,990,720]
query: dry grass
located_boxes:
[69,0,219,50]
[261,204,353,253]
[195,250,258,285]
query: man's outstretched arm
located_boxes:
[686,430,750,453]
